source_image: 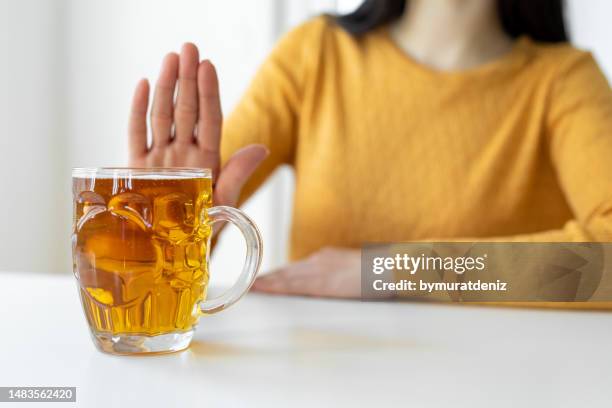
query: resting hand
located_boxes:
[251,248,362,298]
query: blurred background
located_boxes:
[0,0,610,286]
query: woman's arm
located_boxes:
[220,19,324,205]
[451,51,612,243]
[539,51,612,242]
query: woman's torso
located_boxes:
[288,18,576,259]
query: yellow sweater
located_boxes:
[222,16,612,261]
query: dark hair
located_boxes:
[336,0,568,42]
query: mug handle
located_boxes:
[198,205,263,315]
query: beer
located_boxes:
[72,174,212,336]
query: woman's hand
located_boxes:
[128,43,268,207]
[251,248,362,298]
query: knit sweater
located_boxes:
[221,16,612,261]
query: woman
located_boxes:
[127,0,612,298]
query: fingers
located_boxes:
[215,144,269,206]
[128,78,150,162]
[174,43,200,144]
[151,52,179,149]
[197,60,223,159]
[251,265,309,295]
[135,47,221,164]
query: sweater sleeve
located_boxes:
[541,52,612,242]
[468,52,612,243]
[220,18,325,205]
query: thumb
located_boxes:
[214,144,269,206]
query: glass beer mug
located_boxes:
[71,168,262,355]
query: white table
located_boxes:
[0,272,611,408]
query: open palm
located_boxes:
[128,43,268,207]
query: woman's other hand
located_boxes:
[128,43,268,207]
[251,248,362,298]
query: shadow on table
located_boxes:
[187,327,424,358]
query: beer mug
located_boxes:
[71,168,262,355]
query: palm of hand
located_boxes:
[128,43,267,206]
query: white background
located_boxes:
[0,0,610,285]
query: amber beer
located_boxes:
[72,168,262,355]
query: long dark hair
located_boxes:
[336,0,568,42]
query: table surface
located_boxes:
[1,272,611,408]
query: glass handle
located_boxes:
[199,206,263,315]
